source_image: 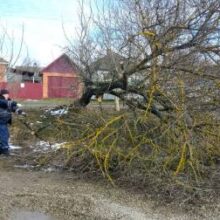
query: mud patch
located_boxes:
[10,210,54,220]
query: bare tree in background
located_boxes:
[66,0,220,119]
[0,23,24,67]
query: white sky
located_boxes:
[0,0,83,66]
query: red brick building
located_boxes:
[41,54,83,99]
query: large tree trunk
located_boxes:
[74,80,165,119]
[75,88,94,107]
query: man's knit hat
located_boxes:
[0,89,9,95]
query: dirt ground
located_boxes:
[0,156,219,220]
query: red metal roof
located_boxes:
[41,54,78,74]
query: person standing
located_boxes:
[0,89,25,155]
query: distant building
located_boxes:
[90,50,126,83]
[7,65,42,83]
[90,50,137,100]
[41,53,83,98]
[0,58,9,82]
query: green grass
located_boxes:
[17,98,73,109]
[17,98,117,109]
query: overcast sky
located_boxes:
[0,0,81,66]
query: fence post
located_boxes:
[115,97,120,111]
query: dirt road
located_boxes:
[0,157,219,220]
[0,167,151,220]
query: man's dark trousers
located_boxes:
[0,124,9,154]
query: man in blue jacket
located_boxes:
[0,89,25,155]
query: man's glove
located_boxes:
[8,100,17,111]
